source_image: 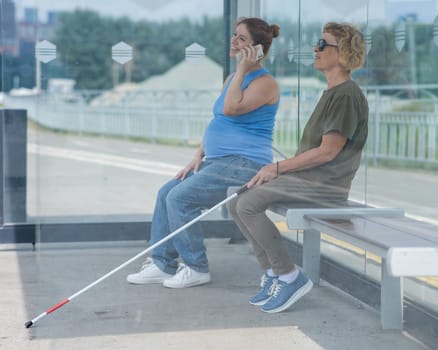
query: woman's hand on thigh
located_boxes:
[247,163,277,188]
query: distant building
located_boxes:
[0,0,19,56]
[18,20,38,42]
[24,7,39,24]
[47,11,59,26]
[384,0,437,22]
[17,7,60,47]
[5,5,62,90]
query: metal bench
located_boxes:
[270,204,438,330]
[224,186,438,329]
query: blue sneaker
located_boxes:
[249,274,278,306]
[261,269,313,313]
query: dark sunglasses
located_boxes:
[315,38,338,51]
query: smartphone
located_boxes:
[255,44,264,60]
[236,44,264,61]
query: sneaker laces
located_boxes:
[141,258,184,274]
[173,263,192,281]
[260,274,269,288]
[140,257,154,270]
[175,263,187,273]
[267,279,279,297]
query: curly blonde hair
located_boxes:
[323,22,365,71]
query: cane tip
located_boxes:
[25,321,33,328]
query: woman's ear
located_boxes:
[338,55,349,71]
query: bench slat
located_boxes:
[309,216,438,256]
[368,217,438,243]
[286,207,404,230]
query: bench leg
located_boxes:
[302,229,321,285]
[381,259,403,330]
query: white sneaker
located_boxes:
[127,257,173,284]
[163,264,211,288]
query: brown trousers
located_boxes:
[227,173,347,275]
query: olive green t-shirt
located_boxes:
[293,79,368,198]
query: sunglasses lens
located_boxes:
[318,39,326,51]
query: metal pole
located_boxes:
[223,0,231,81]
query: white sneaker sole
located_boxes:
[163,275,211,289]
[249,297,270,306]
[127,274,173,285]
[262,280,313,313]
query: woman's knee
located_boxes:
[235,191,267,217]
[156,179,184,207]
[226,197,239,218]
[157,181,175,201]
[164,181,199,213]
[235,195,252,217]
[165,186,184,209]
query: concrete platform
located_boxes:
[0,239,431,350]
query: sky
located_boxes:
[13,0,370,22]
[13,0,224,22]
[12,0,438,24]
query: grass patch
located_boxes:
[372,158,438,172]
[392,100,436,112]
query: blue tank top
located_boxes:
[202,68,279,165]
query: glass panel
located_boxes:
[262,0,370,276]
[2,0,224,224]
[365,0,438,313]
[363,0,438,224]
[261,0,438,315]
[259,0,301,159]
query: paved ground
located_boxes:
[1,128,435,349]
[0,239,432,350]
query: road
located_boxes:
[26,128,438,224]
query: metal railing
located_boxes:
[4,86,438,165]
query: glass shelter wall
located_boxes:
[258,0,438,315]
[1,0,438,334]
[2,0,226,221]
[1,0,437,224]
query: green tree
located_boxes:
[0,54,20,91]
[54,10,119,90]
[53,11,225,90]
[195,16,225,66]
[414,23,438,87]
[366,26,409,86]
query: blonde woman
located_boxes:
[228,22,368,313]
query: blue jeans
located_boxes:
[151,155,262,274]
